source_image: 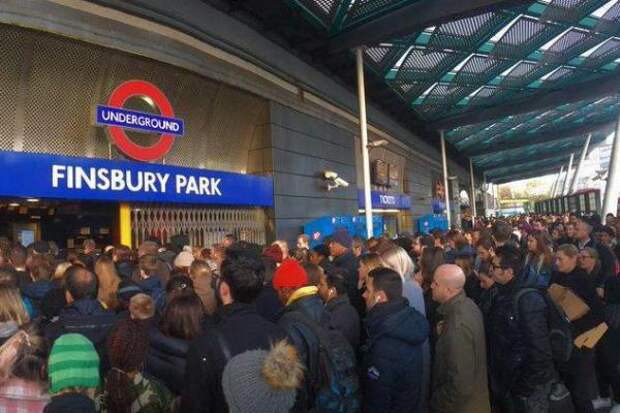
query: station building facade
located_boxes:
[0,0,474,247]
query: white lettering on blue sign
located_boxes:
[0,151,273,207]
[51,164,222,196]
[379,195,396,205]
[96,105,184,136]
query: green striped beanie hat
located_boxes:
[48,333,100,394]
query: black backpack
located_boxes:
[513,287,573,364]
[287,311,360,413]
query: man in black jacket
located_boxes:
[488,245,555,413]
[181,255,286,413]
[44,265,117,366]
[362,267,429,413]
[330,228,363,316]
[318,267,360,350]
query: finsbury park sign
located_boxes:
[0,80,273,206]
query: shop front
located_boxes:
[0,23,273,248]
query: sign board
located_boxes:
[0,151,273,207]
[371,159,389,186]
[358,190,411,210]
[388,163,401,190]
[96,80,184,162]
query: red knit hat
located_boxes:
[273,259,309,289]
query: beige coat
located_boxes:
[431,291,491,413]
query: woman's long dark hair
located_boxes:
[105,319,149,413]
[160,292,204,341]
[419,247,445,290]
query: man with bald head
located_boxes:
[430,264,491,413]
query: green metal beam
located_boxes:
[462,119,615,156]
[327,0,522,53]
[431,72,620,129]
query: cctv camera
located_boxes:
[323,171,338,180]
[334,177,349,187]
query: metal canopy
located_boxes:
[220,0,620,183]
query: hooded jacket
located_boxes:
[362,297,428,413]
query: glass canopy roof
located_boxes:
[286,0,620,182]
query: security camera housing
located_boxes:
[323,170,338,180]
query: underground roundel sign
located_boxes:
[96,80,184,162]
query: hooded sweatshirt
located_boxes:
[362,297,429,413]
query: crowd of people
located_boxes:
[0,212,619,412]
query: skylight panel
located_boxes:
[467,86,485,98]
[500,60,525,76]
[392,46,414,70]
[580,37,620,57]
[591,0,619,18]
[489,14,523,43]
[420,82,439,98]
[539,27,575,52]
[451,54,475,73]
[540,66,562,81]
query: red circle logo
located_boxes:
[105,80,176,162]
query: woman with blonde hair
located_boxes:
[95,256,121,310]
[0,324,50,410]
[358,253,383,289]
[0,285,30,346]
[380,246,424,315]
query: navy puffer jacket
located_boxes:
[146,326,190,395]
[362,297,429,413]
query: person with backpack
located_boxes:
[362,267,429,413]
[181,255,286,413]
[274,258,359,412]
[488,245,555,413]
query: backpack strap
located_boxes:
[285,310,331,345]
[284,311,326,403]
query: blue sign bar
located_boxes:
[96,105,185,136]
[358,190,411,210]
[0,151,272,207]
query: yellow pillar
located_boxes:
[119,203,132,247]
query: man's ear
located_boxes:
[376,290,388,304]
